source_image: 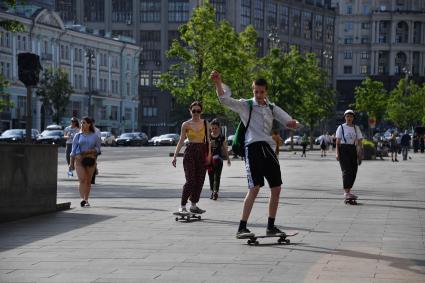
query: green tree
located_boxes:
[386,79,424,129]
[0,0,25,112]
[157,2,258,116]
[261,46,334,149]
[36,68,73,125]
[354,77,388,122]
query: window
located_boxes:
[361,37,369,44]
[57,0,76,22]
[324,16,334,43]
[303,11,312,40]
[253,0,264,29]
[346,5,352,14]
[101,106,107,120]
[84,0,105,22]
[140,31,161,61]
[140,71,150,86]
[111,106,118,120]
[0,61,11,79]
[344,37,353,44]
[112,0,132,23]
[360,51,369,59]
[210,0,226,21]
[291,8,301,37]
[278,5,289,33]
[142,97,158,117]
[124,108,132,121]
[100,53,108,67]
[266,2,277,27]
[360,65,368,74]
[344,51,352,59]
[362,4,369,14]
[126,82,130,96]
[112,55,119,68]
[344,22,353,32]
[168,0,189,23]
[361,22,370,29]
[344,65,353,74]
[314,15,323,41]
[152,71,161,86]
[379,35,387,43]
[140,0,161,23]
[67,101,81,117]
[241,0,251,26]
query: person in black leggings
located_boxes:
[335,110,363,201]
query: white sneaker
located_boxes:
[178,207,189,214]
[344,192,358,200]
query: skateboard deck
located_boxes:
[173,211,202,222]
[344,198,358,205]
[239,231,298,245]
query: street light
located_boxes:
[85,48,95,117]
[268,26,280,50]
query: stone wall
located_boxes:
[0,144,58,222]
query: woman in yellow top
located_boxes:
[172,101,211,214]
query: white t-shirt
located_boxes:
[336,124,363,145]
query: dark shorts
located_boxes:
[244,141,282,189]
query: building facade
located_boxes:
[0,6,140,134]
[335,0,425,115]
[52,0,335,136]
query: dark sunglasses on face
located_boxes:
[191,109,202,114]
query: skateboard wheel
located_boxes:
[198,216,201,220]
[175,217,179,221]
[285,239,290,244]
[247,240,252,245]
[254,241,259,245]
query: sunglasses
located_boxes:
[191,109,202,114]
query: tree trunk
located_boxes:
[309,124,314,150]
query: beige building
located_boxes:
[334,0,425,114]
[0,6,140,134]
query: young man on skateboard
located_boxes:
[211,70,298,238]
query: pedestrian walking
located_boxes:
[208,118,231,200]
[64,117,79,169]
[400,130,411,160]
[69,117,101,207]
[319,133,329,157]
[300,134,308,158]
[172,101,211,215]
[335,110,363,202]
[420,135,425,153]
[389,130,399,162]
[413,134,420,153]
[91,119,102,185]
[211,70,298,239]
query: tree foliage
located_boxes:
[36,68,73,124]
[387,79,425,129]
[0,0,25,32]
[260,46,334,147]
[157,2,258,117]
[354,77,388,122]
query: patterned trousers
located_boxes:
[181,143,207,205]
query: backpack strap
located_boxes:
[245,99,253,129]
[340,124,348,144]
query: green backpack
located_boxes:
[232,100,274,157]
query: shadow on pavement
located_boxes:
[0,212,115,251]
[289,245,425,275]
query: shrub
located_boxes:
[362,139,376,160]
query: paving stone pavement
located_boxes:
[1,147,424,283]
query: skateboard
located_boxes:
[240,231,298,245]
[173,211,202,222]
[344,198,358,205]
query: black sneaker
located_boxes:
[266,226,286,236]
[189,206,206,214]
[236,228,255,239]
[80,200,86,207]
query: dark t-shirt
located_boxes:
[400,134,411,146]
[210,134,225,157]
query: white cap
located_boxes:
[344,109,355,116]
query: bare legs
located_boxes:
[75,159,96,203]
[241,186,281,221]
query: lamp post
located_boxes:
[85,48,95,117]
[268,26,280,50]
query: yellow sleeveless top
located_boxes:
[187,122,205,142]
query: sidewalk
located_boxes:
[1,148,424,283]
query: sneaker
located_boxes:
[190,206,206,214]
[266,226,286,236]
[210,193,214,200]
[84,202,90,207]
[80,200,86,207]
[213,192,218,200]
[178,207,189,214]
[236,228,255,239]
[344,192,358,200]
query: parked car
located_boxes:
[115,132,145,146]
[284,135,301,145]
[101,131,116,146]
[227,135,235,146]
[148,136,159,146]
[154,134,180,146]
[36,130,66,146]
[0,129,39,143]
[133,132,149,145]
